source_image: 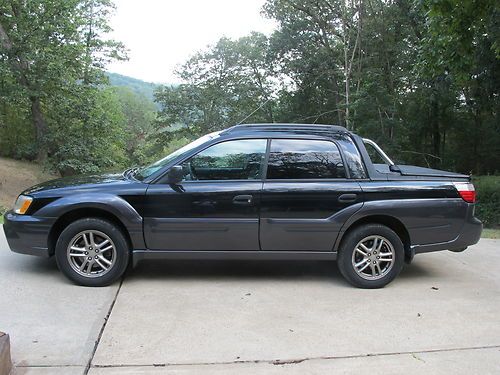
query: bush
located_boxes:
[0,205,6,224]
[473,176,500,228]
[47,87,128,176]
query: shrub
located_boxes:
[0,205,6,224]
[473,176,500,228]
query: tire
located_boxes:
[337,224,404,288]
[55,218,129,287]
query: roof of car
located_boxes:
[222,123,349,135]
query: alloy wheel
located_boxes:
[351,235,395,280]
[66,230,116,278]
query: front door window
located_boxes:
[181,139,267,181]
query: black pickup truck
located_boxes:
[3,124,482,288]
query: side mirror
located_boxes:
[167,165,184,185]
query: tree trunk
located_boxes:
[83,0,95,85]
[473,108,481,174]
[342,2,350,130]
[430,92,441,168]
[30,96,48,162]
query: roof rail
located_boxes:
[223,123,348,134]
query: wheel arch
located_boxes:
[336,215,413,262]
[48,207,132,256]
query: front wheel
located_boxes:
[337,224,404,288]
[55,218,129,287]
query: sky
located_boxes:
[106,0,277,84]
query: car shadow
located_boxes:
[3,248,439,285]
[126,258,438,285]
[398,261,439,279]
[128,259,341,283]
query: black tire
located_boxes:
[337,224,404,288]
[55,218,129,287]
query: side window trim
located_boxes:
[335,138,351,179]
[263,137,350,181]
[260,138,272,180]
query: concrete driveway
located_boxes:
[1,227,499,375]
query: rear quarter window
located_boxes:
[334,133,368,179]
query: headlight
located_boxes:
[13,195,33,215]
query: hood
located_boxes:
[23,172,132,195]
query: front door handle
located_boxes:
[233,195,253,205]
[338,193,357,203]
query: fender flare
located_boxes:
[37,193,145,250]
[333,200,412,256]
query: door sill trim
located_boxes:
[132,250,337,267]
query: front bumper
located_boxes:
[2,211,56,257]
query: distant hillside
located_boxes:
[106,72,160,102]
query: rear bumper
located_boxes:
[413,206,482,254]
[3,211,55,257]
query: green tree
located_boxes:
[112,86,156,165]
[262,0,499,172]
[155,33,278,140]
[418,0,500,173]
[264,0,364,129]
[0,0,125,162]
[48,86,127,175]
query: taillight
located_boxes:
[453,182,476,203]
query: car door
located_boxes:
[144,138,267,251]
[260,138,363,251]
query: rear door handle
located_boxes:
[338,193,357,203]
[233,195,253,205]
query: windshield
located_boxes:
[134,131,221,180]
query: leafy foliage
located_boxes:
[474,176,500,227]
[0,0,157,175]
[155,33,278,140]
[48,86,127,175]
[154,0,499,176]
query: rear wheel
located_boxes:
[337,224,404,288]
[55,218,129,286]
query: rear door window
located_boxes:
[266,139,347,179]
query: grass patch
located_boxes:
[473,175,499,239]
[481,228,500,239]
[473,175,500,228]
[0,205,6,224]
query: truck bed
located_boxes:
[374,164,470,180]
